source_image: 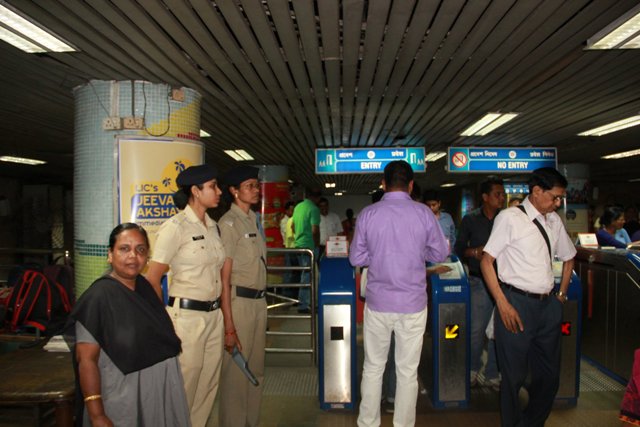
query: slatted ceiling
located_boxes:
[292,1,330,148]
[2,0,640,189]
[395,0,484,148]
[215,2,308,155]
[351,0,390,147]
[369,1,437,148]
[357,0,414,147]
[380,1,468,148]
[341,1,364,146]
[269,0,319,146]
[241,0,317,152]
[316,0,340,146]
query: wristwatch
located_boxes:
[555,290,567,302]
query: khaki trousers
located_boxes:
[218,294,267,427]
[167,302,224,427]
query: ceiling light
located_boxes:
[224,149,254,161]
[601,148,640,160]
[324,182,336,188]
[578,115,640,136]
[223,150,243,161]
[440,183,456,188]
[0,155,46,165]
[236,149,254,161]
[586,4,640,49]
[425,151,446,162]
[200,129,211,137]
[629,178,640,182]
[0,3,76,53]
[334,192,343,196]
[460,113,518,136]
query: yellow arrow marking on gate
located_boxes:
[445,324,459,339]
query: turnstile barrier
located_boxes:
[318,257,357,410]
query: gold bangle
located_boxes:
[84,394,102,402]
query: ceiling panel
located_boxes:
[0,0,639,192]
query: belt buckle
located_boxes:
[257,290,265,299]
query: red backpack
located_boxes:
[5,266,73,335]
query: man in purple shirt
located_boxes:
[350,161,449,427]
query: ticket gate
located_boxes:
[554,271,582,406]
[318,257,357,410]
[427,256,470,408]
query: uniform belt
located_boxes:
[168,297,221,311]
[235,286,266,299]
[502,283,550,300]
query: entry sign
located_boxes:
[316,147,426,174]
[447,147,557,173]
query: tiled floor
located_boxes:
[251,361,625,427]
[0,316,628,427]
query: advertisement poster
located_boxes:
[261,181,290,247]
[117,137,204,247]
[561,177,590,239]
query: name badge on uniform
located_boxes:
[192,235,205,241]
[244,233,257,238]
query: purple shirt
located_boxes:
[349,191,449,313]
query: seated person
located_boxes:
[596,206,640,249]
[68,223,190,427]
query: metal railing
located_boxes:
[265,247,316,363]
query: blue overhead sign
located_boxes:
[447,147,557,173]
[316,147,426,174]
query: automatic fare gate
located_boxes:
[428,256,470,408]
[554,270,582,406]
[318,257,357,410]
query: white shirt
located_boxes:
[279,214,290,242]
[319,211,342,245]
[483,197,576,294]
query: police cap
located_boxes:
[222,165,259,187]
[176,164,217,187]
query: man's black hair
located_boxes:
[371,189,384,203]
[528,167,568,192]
[383,160,413,190]
[422,190,440,202]
[307,188,323,199]
[480,175,504,196]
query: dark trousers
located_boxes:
[495,288,563,427]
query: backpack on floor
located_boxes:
[5,265,73,335]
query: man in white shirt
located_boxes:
[480,167,576,427]
[318,197,342,255]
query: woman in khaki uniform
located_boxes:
[218,165,267,427]
[146,164,226,427]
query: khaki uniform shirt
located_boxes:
[219,204,267,290]
[152,204,226,301]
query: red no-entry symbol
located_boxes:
[451,151,467,168]
[561,322,571,336]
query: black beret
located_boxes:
[176,164,217,186]
[222,166,259,187]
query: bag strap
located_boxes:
[517,205,552,262]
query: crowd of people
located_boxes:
[66,160,639,427]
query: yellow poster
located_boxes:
[117,137,204,245]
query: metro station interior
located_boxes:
[1,1,640,426]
